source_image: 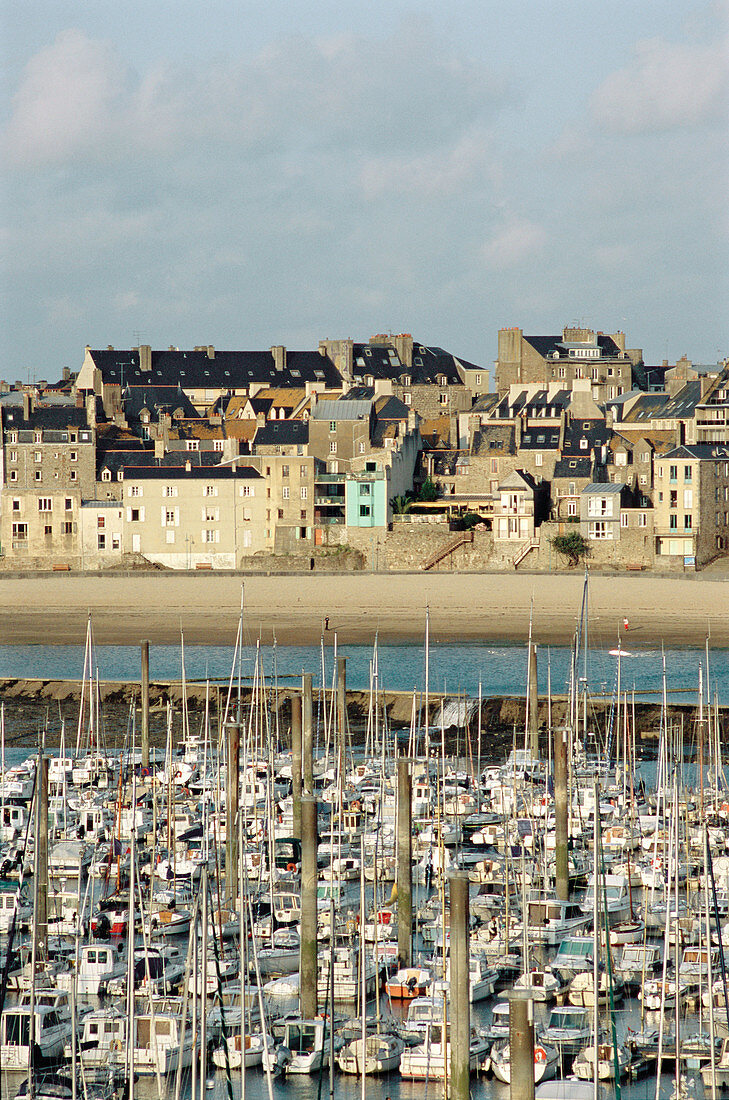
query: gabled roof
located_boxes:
[3,405,90,431]
[122,463,261,481]
[661,444,729,461]
[252,420,309,447]
[312,399,373,421]
[523,333,624,360]
[121,384,200,422]
[582,481,626,494]
[85,348,340,389]
[499,468,538,491]
[553,457,593,478]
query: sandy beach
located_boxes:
[0,571,725,649]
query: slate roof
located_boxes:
[98,449,223,477]
[519,428,560,450]
[122,464,262,480]
[661,444,729,461]
[121,385,200,422]
[252,420,309,447]
[471,425,515,456]
[582,481,626,495]
[492,388,571,418]
[552,457,593,478]
[499,469,538,491]
[561,421,610,456]
[3,405,91,431]
[87,348,340,389]
[351,342,477,385]
[522,333,624,360]
[312,399,373,421]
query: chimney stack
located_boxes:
[139,345,152,372]
[271,346,286,372]
[22,391,32,420]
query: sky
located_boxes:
[1,1,728,383]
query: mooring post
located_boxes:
[302,673,313,796]
[141,640,150,772]
[225,722,240,906]
[449,871,470,1100]
[554,723,569,900]
[300,794,318,1018]
[291,693,302,840]
[528,643,538,760]
[397,757,412,968]
[337,656,347,741]
[509,990,535,1100]
[36,754,49,959]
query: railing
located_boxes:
[422,530,474,571]
[513,538,539,568]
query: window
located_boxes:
[439,392,448,405]
[587,496,611,517]
[360,505,371,517]
[359,442,366,454]
[277,508,284,519]
[535,453,542,467]
[300,510,307,521]
[669,465,678,482]
[621,513,629,528]
[670,490,678,507]
[579,438,588,450]
[282,487,290,500]
[568,482,576,496]
[567,500,577,517]
[588,521,611,539]
[639,513,647,528]
[97,516,105,529]
[8,450,16,463]
[130,508,140,522]
[12,499,20,512]
[241,485,254,497]
[282,464,289,478]
[640,474,647,486]
[12,522,28,541]
[34,451,42,463]
[70,451,77,462]
[8,431,17,444]
[62,521,73,535]
[242,530,252,548]
[475,373,482,386]
[683,490,693,510]
[202,529,218,544]
[98,534,106,550]
[403,393,411,406]
[44,524,52,536]
[669,514,678,530]
[301,486,308,500]
[129,486,142,497]
[684,515,693,530]
[38,497,52,512]
[69,470,77,482]
[300,465,308,478]
[203,485,217,497]
[615,452,627,466]
[34,470,42,482]
[163,486,178,497]
[360,483,371,496]
[329,421,337,433]
[213,439,224,452]
[186,440,199,451]
[329,441,337,454]
[684,466,692,483]
[164,509,176,526]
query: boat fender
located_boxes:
[286,862,296,872]
[534,1046,547,1063]
[110,1039,122,1052]
[175,770,183,779]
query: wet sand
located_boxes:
[0,571,725,648]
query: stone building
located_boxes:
[0,396,96,567]
[494,326,641,402]
[653,445,729,567]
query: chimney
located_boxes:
[207,346,215,359]
[22,392,32,420]
[558,409,566,450]
[75,389,84,409]
[256,411,266,428]
[86,395,96,428]
[185,460,192,472]
[62,367,71,381]
[139,345,152,372]
[606,406,614,429]
[514,414,522,449]
[154,438,164,460]
[271,346,286,372]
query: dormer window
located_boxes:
[364,348,372,357]
[401,375,411,386]
[35,431,42,443]
[580,439,588,450]
[101,469,111,482]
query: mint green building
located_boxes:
[345,470,387,528]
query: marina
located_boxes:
[1,608,729,1100]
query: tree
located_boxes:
[390,494,412,514]
[551,531,590,568]
[418,476,438,502]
